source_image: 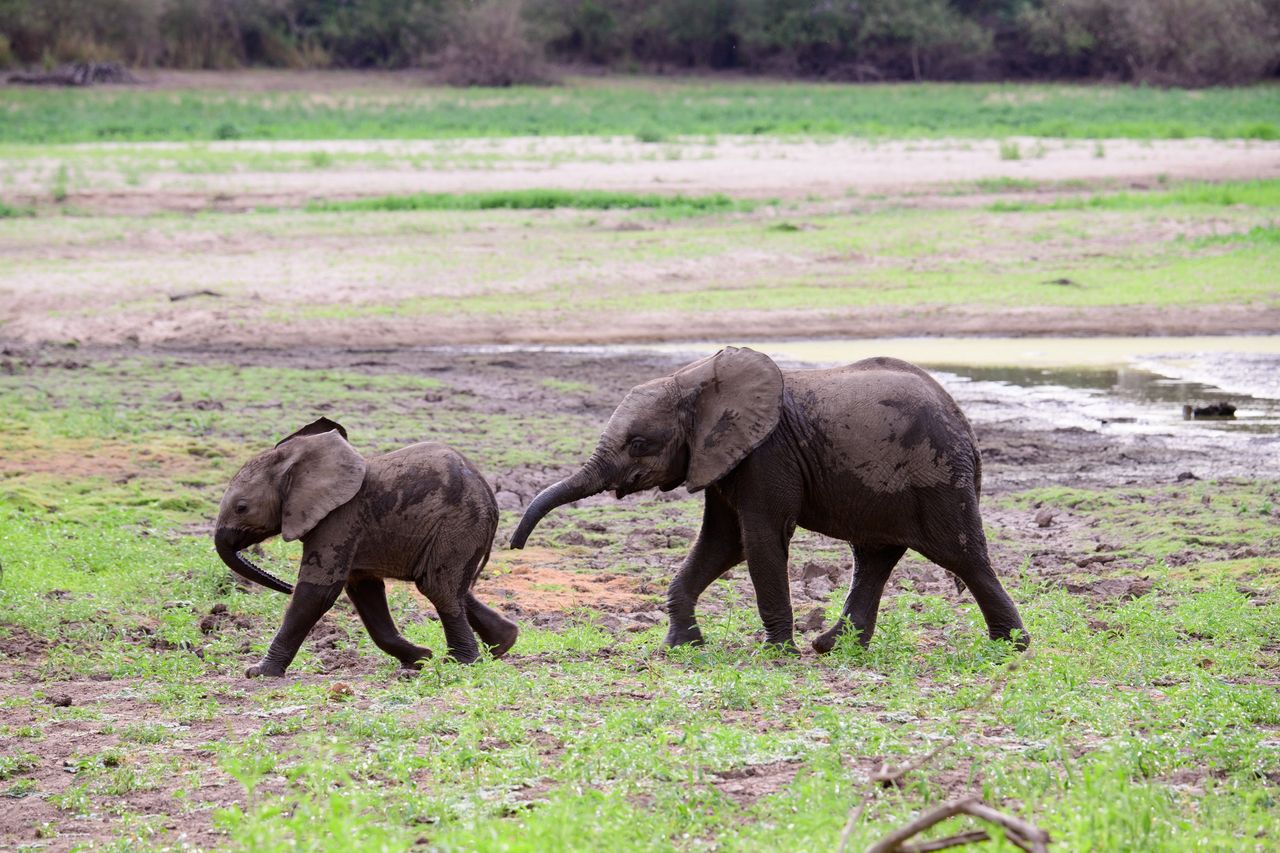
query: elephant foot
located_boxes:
[991,627,1031,651]
[394,647,433,669]
[812,629,840,655]
[813,622,867,654]
[245,660,287,678]
[663,624,705,648]
[763,635,800,656]
[485,625,518,660]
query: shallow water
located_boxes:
[649,335,1280,436]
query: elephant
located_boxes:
[214,417,517,677]
[510,347,1026,655]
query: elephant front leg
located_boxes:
[813,544,906,654]
[665,489,744,648]
[247,580,345,678]
[346,576,433,669]
[741,519,798,652]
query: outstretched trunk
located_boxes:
[510,454,611,549]
[214,530,295,594]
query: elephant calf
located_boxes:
[214,418,517,677]
[512,347,1027,655]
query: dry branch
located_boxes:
[864,796,1049,853]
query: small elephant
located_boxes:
[511,347,1026,654]
[214,418,517,676]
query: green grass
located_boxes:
[0,199,35,218]
[2,80,1277,144]
[305,189,743,215]
[989,179,1280,212]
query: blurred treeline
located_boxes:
[2,0,1278,86]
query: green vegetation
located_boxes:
[2,81,1277,145]
[1,356,1278,849]
[990,179,1280,212]
[306,189,743,215]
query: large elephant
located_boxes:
[214,418,517,676]
[511,347,1026,654]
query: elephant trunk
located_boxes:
[510,454,611,549]
[214,529,295,594]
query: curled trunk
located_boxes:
[215,531,295,594]
[510,455,609,549]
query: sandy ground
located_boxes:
[9,137,1280,214]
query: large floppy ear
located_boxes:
[275,429,367,542]
[674,346,784,492]
[276,417,349,448]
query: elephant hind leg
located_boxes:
[466,593,518,658]
[416,543,487,664]
[346,576,433,669]
[919,526,1028,649]
[813,544,906,654]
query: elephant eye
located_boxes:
[628,436,654,457]
[235,502,248,514]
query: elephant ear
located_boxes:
[674,346,784,492]
[275,429,367,542]
[276,417,349,448]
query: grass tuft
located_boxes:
[305,189,745,215]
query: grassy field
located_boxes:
[3,176,1277,345]
[1,353,1278,850]
[2,80,1279,144]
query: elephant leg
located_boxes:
[346,576,433,669]
[812,544,907,653]
[665,489,745,648]
[465,593,518,659]
[920,524,1028,649]
[247,579,345,678]
[741,517,798,651]
[417,559,482,665]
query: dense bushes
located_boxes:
[1,0,1278,85]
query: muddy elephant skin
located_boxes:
[214,418,517,677]
[512,347,1026,655]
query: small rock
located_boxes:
[805,576,835,599]
[192,399,224,411]
[597,614,627,631]
[328,682,354,702]
[160,391,183,403]
[582,521,608,533]
[423,392,444,403]
[796,608,825,632]
[559,530,586,545]
[209,602,228,615]
[48,694,73,708]
[1034,508,1057,528]
[631,610,665,625]
[799,560,839,583]
[1175,471,1199,482]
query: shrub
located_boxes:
[440,0,548,86]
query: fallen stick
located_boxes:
[864,796,1050,853]
[901,829,990,852]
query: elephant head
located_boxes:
[213,417,367,594]
[511,347,783,548]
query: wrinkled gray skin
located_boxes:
[512,348,1026,654]
[215,418,516,677]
